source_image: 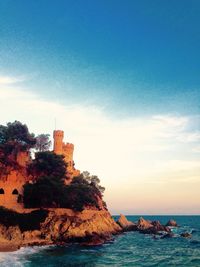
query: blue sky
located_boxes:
[0,1,200,214]
[0,0,200,115]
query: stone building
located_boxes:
[0,130,79,210]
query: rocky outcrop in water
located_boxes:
[117,215,176,236]
[137,217,170,234]
[116,214,137,231]
[166,219,178,227]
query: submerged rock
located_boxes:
[180,232,192,238]
[160,232,174,239]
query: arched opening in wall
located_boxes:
[0,188,4,194]
[12,189,19,195]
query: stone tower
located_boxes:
[53,130,80,181]
[53,130,64,155]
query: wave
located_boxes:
[0,245,54,267]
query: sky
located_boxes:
[0,0,199,214]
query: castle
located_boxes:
[0,130,80,210]
[53,130,80,182]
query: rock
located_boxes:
[40,209,121,245]
[180,232,192,238]
[116,214,137,231]
[166,219,178,227]
[152,221,170,233]
[137,217,153,230]
[0,208,122,251]
[0,224,22,242]
[81,231,111,246]
[137,218,171,235]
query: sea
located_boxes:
[0,216,200,267]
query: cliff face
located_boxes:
[0,208,121,250]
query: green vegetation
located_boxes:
[28,151,67,181]
[23,171,106,211]
[0,121,36,174]
[35,134,51,152]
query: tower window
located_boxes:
[12,189,19,195]
[0,188,4,194]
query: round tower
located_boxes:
[53,130,64,155]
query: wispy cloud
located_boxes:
[0,75,27,85]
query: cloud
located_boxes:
[0,86,200,214]
[0,75,27,85]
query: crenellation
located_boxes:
[53,130,80,180]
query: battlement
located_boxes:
[53,130,64,138]
[63,143,74,150]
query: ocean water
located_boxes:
[0,216,200,267]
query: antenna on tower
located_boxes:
[54,118,57,130]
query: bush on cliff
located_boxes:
[24,169,105,211]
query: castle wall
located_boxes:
[0,151,30,210]
[0,170,25,210]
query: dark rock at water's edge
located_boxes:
[180,232,192,238]
[116,214,137,231]
[117,215,190,239]
[166,219,178,227]
[136,217,170,235]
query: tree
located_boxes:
[23,176,65,208]
[0,121,36,171]
[28,151,67,181]
[35,134,51,152]
[24,169,106,211]
[81,171,105,194]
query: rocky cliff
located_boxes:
[0,208,122,251]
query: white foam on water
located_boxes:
[0,245,54,267]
